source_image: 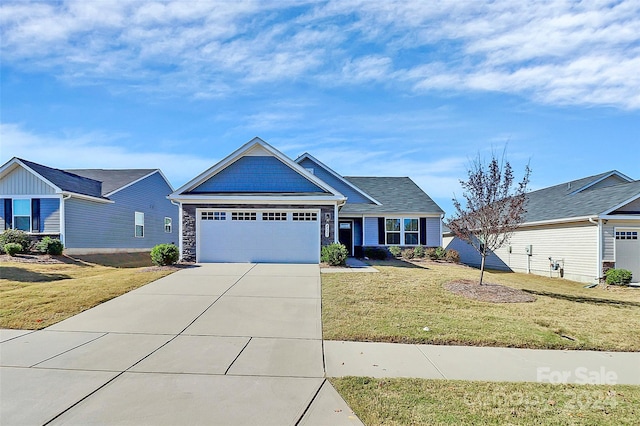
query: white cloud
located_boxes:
[1,0,639,109]
[0,123,215,189]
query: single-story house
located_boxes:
[0,158,178,254]
[444,171,640,283]
[168,137,444,263]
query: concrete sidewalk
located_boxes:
[325,340,640,385]
[1,263,363,426]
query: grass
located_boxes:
[322,260,640,351]
[330,377,640,425]
[0,253,174,329]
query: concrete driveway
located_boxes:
[1,263,362,425]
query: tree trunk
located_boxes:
[479,254,486,285]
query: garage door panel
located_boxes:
[198,212,320,263]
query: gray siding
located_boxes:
[40,198,60,233]
[298,158,372,203]
[364,217,379,245]
[190,156,325,193]
[425,217,441,247]
[0,167,57,195]
[65,172,177,249]
[603,219,640,261]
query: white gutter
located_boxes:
[59,194,71,246]
[335,199,347,244]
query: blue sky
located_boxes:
[1,0,639,217]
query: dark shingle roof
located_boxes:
[341,177,444,214]
[67,169,155,195]
[524,171,639,222]
[17,158,156,198]
[19,159,104,198]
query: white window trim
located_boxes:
[135,211,144,238]
[12,198,32,233]
[385,217,421,246]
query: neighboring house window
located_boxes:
[164,217,172,233]
[263,212,287,221]
[385,219,401,244]
[232,212,257,221]
[135,212,144,237]
[292,212,317,221]
[13,199,31,232]
[616,231,638,240]
[202,212,226,220]
[386,217,420,245]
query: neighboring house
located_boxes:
[444,171,640,283]
[0,158,178,254]
[168,137,444,263]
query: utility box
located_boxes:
[525,245,533,256]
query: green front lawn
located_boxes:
[322,260,640,351]
[0,253,174,329]
[331,377,640,425]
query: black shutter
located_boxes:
[420,218,427,246]
[31,199,40,232]
[3,199,12,230]
[378,217,385,245]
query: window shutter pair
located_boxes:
[1,198,40,231]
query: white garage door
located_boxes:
[615,229,640,282]
[197,210,320,263]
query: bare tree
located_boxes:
[446,153,531,285]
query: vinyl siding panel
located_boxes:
[0,167,57,195]
[298,158,372,203]
[425,217,441,247]
[190,156,325,193]
[603,219,640,261]
[446,222,599,283]
[40,198,60,233]
[364,217,379,245]
[444,234,510,271]
[65,172,178,249]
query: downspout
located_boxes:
[588,217,602,282]
[59,194,71,246]
[170,200,182,259]
[334,199,347,244]
[439,213,444,247]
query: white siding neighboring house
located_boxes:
[444,171,640,283]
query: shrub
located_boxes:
[363,247,388,260]
[0,229,30,253]
[435,246,446,259]
[606,268,633,286]
[150,244,180,266]
[321,243,349,266]
[401,248,415,259]
[413,245,425,258]
[445,249,460,263]
[388,246,401,257]
[4,242,22,256]
[36,237,64,255]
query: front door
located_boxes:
[338,221,353,256]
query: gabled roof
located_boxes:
[67,169,158,196]
[170,137,345,200]
[523,171,640,223]
[295,153,381,205]
[341,177,444,215]
[0,157,167,201]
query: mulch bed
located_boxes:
[0,254,69,264]
[444,279,536,303]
